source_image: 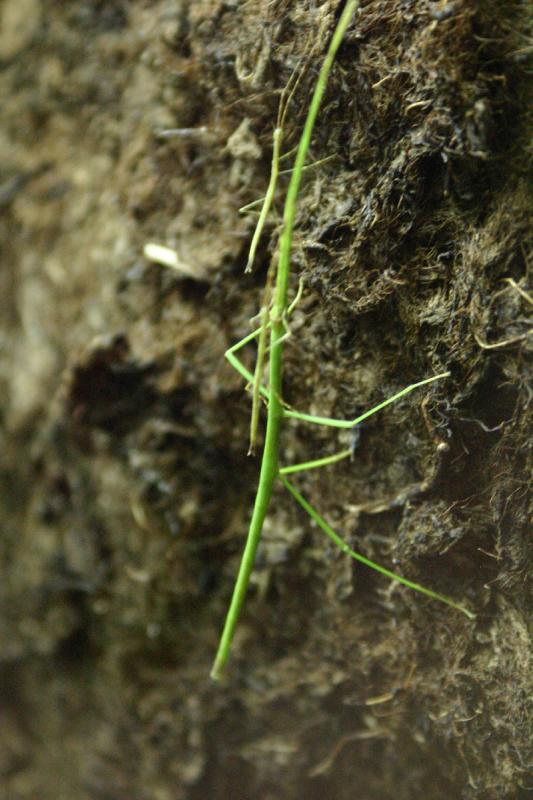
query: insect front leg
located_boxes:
[279,448,352,476]
[224,328,270,402]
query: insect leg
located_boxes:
[279,448,352,475]
[282,373,451,428]
[280,476,475,619]
[225,328,270,402]
[245,127,282,274]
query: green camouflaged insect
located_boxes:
[211,0,474,681]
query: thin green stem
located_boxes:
[281,476,475,620]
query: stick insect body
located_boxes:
[210,0,474,682]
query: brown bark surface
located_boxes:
[1,1,531,798]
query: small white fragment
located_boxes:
[143,242,206,281]
[155,126,209,139]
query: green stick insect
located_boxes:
[211,0,474,681]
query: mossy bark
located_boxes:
[1,2,531,798]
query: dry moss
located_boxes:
[0,1,531,798]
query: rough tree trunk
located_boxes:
[1,1,531,798]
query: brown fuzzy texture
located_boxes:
[0,1,531,798]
